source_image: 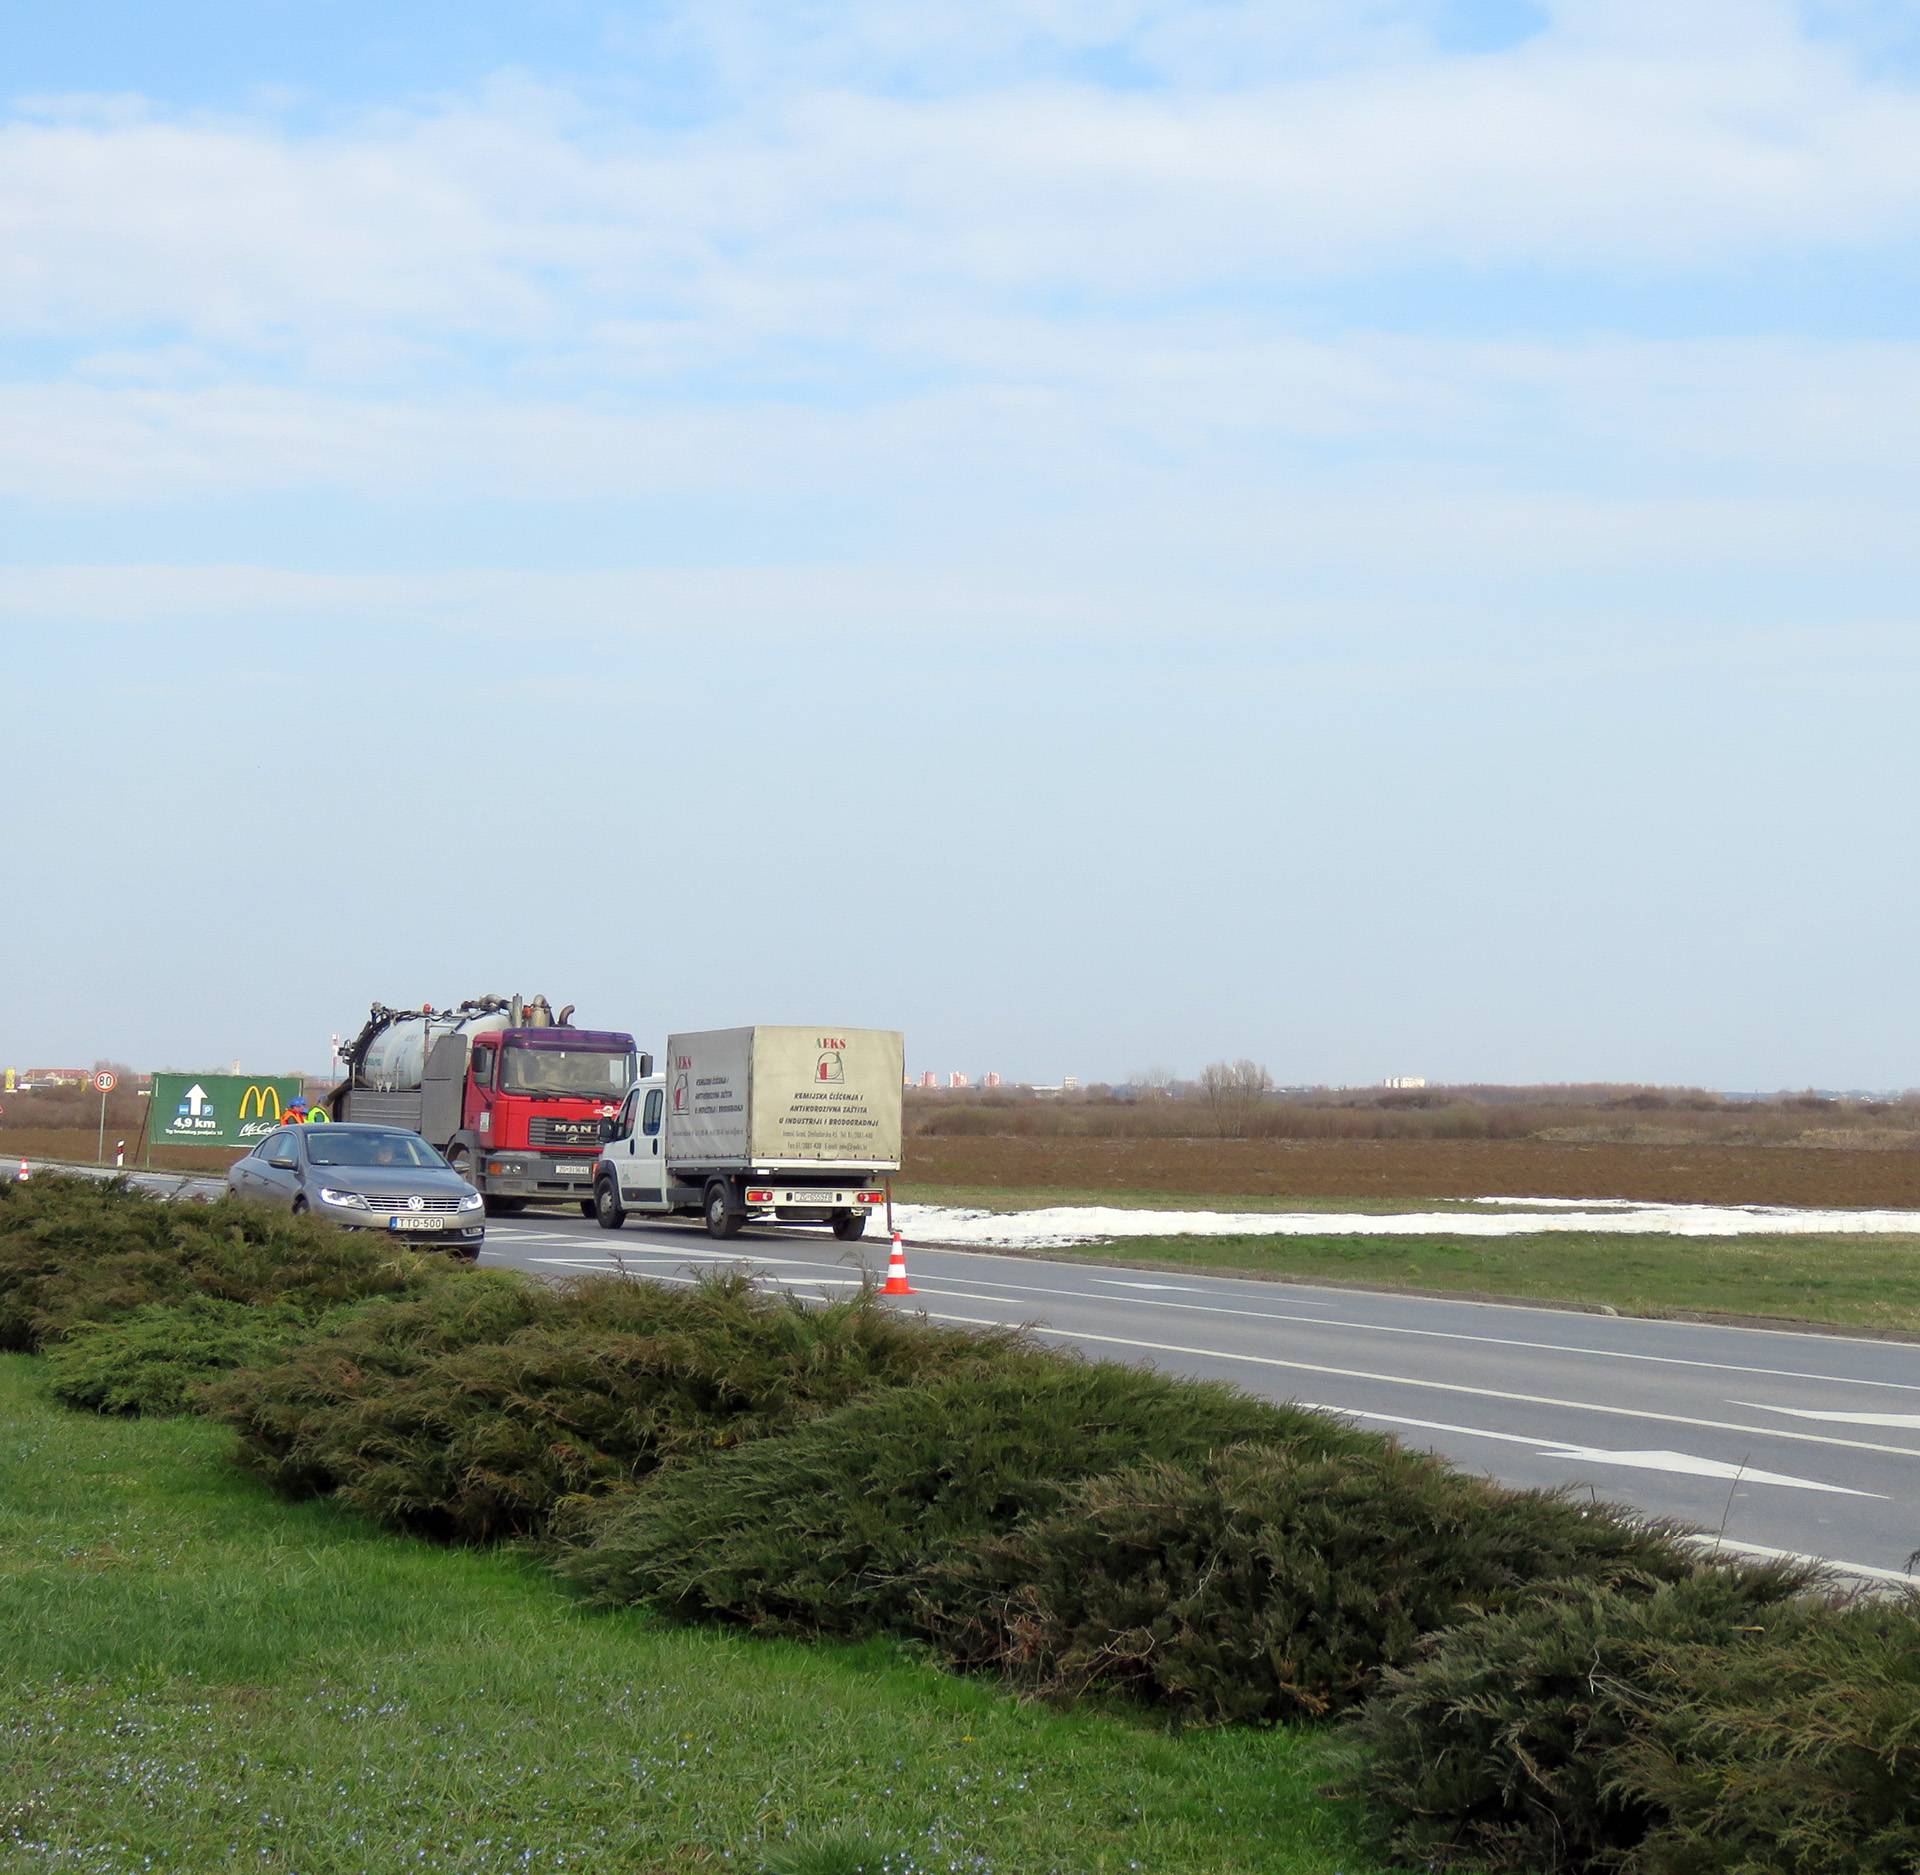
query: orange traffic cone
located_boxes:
[881,1228,915,1296]
[15,1159,28,1183]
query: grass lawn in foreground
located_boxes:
[0,1357,1389,1875]
[996,1230,1920,1334]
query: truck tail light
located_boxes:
[746,1188,772,1203]
[858,1191,884,1204]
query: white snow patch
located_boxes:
[893,1199,1920,1250]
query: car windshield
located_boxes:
[306,1132,444,1168]
[500,1046,636,1099]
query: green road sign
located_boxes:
[148,1074,310,1151]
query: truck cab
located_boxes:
[595,1074,673,1218]
[447,1028,642,1211]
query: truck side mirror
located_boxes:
[637,1052,654,1078]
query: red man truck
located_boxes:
[328,994,645,1214]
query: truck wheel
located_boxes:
[830,1211,868,1241]
[594,1177,626,1231]
[704,1183,745,1240]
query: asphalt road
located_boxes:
[477,1208,1920,1586]
[25,1161,1920,1585]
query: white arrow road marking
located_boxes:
[1299,1404,1884,1498]
[1729,1401,1920,1431]
[1092,1279,1211,1292]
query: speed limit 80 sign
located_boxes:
[93,1071,117,1094]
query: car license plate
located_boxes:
[558,1163,591,1177]
[387,1216,445,1232]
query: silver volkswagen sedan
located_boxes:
[228,1122,485,1256]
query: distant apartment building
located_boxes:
[920,1070,939,1089]
[949,1071,970,1090]
[1028,1075,1080,1098]
[1383,1076,1428,1090]
[982,1071,1003,1088]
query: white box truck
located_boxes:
[591,1026,905,1239]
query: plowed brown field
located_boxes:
[901,1134,1920,1210]
[0,1129,230,1174]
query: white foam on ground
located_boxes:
[894,1199,1920,1249]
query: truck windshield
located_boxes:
[500,1047,637,1099]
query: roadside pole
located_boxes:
[92,1070,118,1165]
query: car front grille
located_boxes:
[361,1195,463,1215]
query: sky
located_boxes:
[3,0,1919,1089]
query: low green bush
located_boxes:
[927,1442,1695,1723]
[1350,1562,1840,1873]
[210,1271,563,1497]
[558,1360,1379,1638]
[1619,1591,1920,1874]
[222,1272,1023,1541]
[0,1174,450,1351]
[42,1294,379,1417]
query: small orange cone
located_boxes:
[881,1228,915,1295]
[15,1159,28,1183]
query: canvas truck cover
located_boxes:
[665,1027,905,1170]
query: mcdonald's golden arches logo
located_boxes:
[238,1084,282,1122]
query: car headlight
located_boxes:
[458,1190,484,1211]
[318,1187,370,1210]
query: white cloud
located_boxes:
[6,330,1918,510]
[2,2,1917,650]
[1,4,1917,363]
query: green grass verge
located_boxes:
[0,1357,1393,1875]
[989,1230,1920,1332]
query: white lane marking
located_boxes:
[905,1306,1920,1461]
[1729,1401,1920,1430]
[1298,1403,1880,1497]
[527,1252,825,1270]
[518,1255,869,1293]
[896,1242,1916,1352]
[1677,1534,1920,1589]
[1092,1279,1213,1292]
[893,1267,1920,1397]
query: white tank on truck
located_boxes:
[353,995,565,1091]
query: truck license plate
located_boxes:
[558,1163,591,1177]
[387,1216,445,1232]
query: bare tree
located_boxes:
[1198,1058,1275,1138]
[1128,1065,1177,1097]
